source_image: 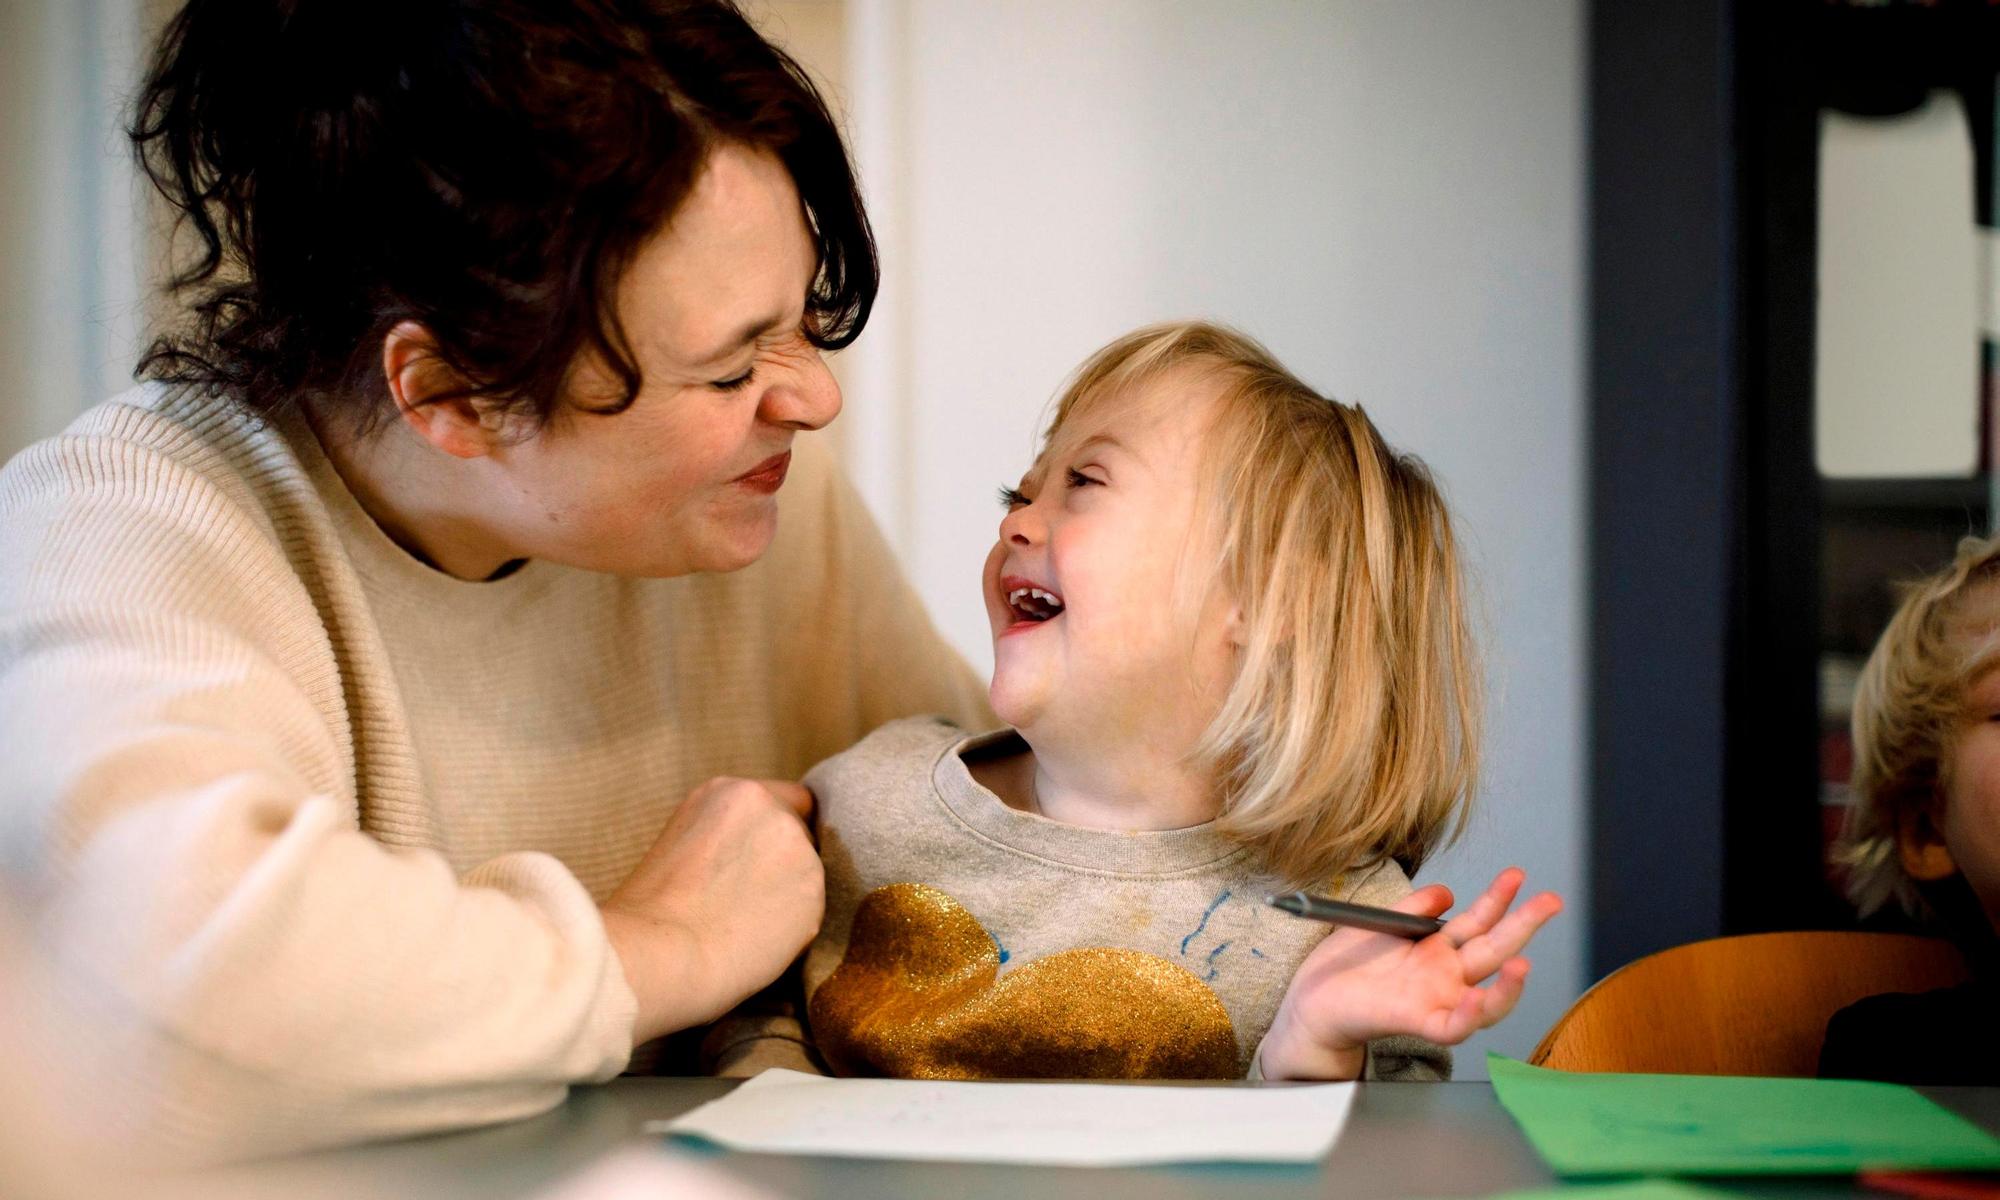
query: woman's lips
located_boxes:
[734,451,791,494]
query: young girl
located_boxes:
[710,321,1561,1081]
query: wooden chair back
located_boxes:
[1530,931,1968,1076]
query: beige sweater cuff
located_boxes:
[463,851,640,1083]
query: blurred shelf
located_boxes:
[1812,2,2000,109]
[1822,475,1989,516]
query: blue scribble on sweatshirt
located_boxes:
[1180,889,1232,956]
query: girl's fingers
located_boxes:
[1433,958,1532,1044]
[1433,984,1487,1045]
[1456,891,1563,981]
[1437,867,1525,947]
[1475,958,1530,1029]
[1393,883,1454,919]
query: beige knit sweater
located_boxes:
[0,384,990,1160]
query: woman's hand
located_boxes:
[598,776,825,1045]
[1257,868,1562,1080]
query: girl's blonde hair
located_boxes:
[1044,321,1480,888]
[1840,534,2000,918]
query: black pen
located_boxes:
[1266,891,1446,939]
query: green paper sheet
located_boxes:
[1488,1182,1740,1200]
[1488,1054,2000,1177]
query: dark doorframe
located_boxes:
[1587,0,1739,978]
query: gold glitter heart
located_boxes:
[811,882,1240,1079]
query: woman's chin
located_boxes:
[584,523,774,578]
[681,511,780,575]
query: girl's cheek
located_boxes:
[1045,528,1077,579]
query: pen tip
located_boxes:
[1266,893,1304,914]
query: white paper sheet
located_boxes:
[645,1070,1356,1167]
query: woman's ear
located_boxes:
[1899,795,1960,882]
[380,321,513,459]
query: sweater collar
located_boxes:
[929,728,1248,876]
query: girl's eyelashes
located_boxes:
[997,465,1097,509]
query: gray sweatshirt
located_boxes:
[707,717,1450,1081]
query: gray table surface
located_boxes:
[198,1078,2000,1200]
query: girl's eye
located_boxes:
[711,366,756,392]
[1065,467,1102,489]
[997,485,1030,510]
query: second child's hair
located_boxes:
[1046,322,1480,888]
[1840,535,2000,918]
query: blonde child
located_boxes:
[710,321,1561,1080]
[1823,535,2000,1083]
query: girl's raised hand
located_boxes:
[1255,867,1563,1080]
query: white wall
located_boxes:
[0,0,151,461]
[1815,95,1981,479]
[841,0,1586,1076]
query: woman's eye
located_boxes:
[1065,467,1102,489]
[997,485,1030,510]
[710,367,756,392]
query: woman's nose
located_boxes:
[759,346,842,431]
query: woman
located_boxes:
[0,0,986,1161]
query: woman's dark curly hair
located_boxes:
[131,0,875,425]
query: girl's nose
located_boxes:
[999,502,1042,547]
[759,346,842,431]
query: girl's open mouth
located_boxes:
[1000,576,1064,634]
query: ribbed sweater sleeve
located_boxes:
[0,414,636,1162]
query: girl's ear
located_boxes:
[1223,601,1248,649]
[1899,795,1960,882]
